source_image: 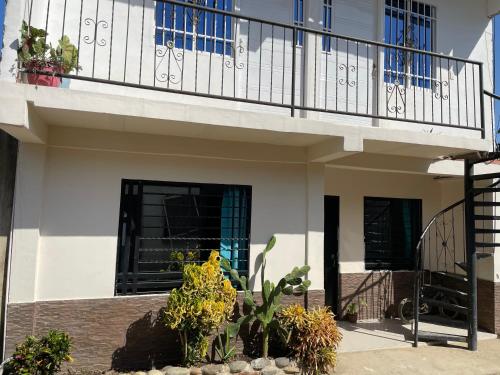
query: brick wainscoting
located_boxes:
[339,272,500,334]
[478,278,500,334]
[5,290,324,372]
[339,271,414,320]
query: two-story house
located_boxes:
[0,0,500,371]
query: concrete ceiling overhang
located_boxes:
[0,82,492,162]
[488,0,500,17]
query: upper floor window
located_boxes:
[322,0,333,52]
[115,179,251,295]
[155,0,234,56]
[364,197,422,271]
[294,0,304,47]
[384,0,436,88]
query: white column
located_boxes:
[7,142,46,303]
[305,163,325,290]
[302,0,323,120]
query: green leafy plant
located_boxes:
[221,236,311,358]
[214,323,239,363]
[18,21,80,74]
[6,330,72,375]
[49,35,80,74]
[167,249,200,272]
[164,251,237,366]
[346,298,367,315]
[18,21,50,69]
[278,305,342,375]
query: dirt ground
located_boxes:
[335,338,500,374]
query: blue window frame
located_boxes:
[384,0,436,88]
[155,0,233,56]
[293,0,304,47]
[322,0,333,52]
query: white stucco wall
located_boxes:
[325,166,443,274]
[9,130,326,303]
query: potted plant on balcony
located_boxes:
[18,21,80,87]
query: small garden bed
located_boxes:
[5,237,342,375]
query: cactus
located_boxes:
[221,236,311,358]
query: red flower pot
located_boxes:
[25,64,62,87]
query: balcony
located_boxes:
[15,0,497,145]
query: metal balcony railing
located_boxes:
[22,0,487,136]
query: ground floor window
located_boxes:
[364,197,422,271]
[115,179,251,295]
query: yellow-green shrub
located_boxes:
[278,305,342,375]
[164,251,236,365]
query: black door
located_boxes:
[324,196,339,314]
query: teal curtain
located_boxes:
[401,200,412,259]
[220,187,248,270]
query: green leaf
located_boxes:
[243,291,255,308]
[302,279,312,288]
[293,284,308,295]
[287,277,302,286]
[282,286,294,295]
[226,322,240,338]
[262,235,276,263]
[239,275,248,290]
[263,280,271,302]
[220,257,231,271]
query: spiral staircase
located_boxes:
[412,152,500,351]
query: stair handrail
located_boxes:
[415,179,500,253]
[413,178,500,347]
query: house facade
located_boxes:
[0,0,500,370]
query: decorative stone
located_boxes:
[274,358,290,369]
[261,366,278,375]
[283,366,300,374]
[202,364,225,375]
[251,358,271,371]
[133,372,147,375]
[229,361,248,373]
[165,367,190,375]
[238,371,260,375]
[190,367,203,375]
[148,370,164,375]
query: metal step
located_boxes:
[475,228,500,234]
[475,215,500,220]
[473,201,500,207]
[471,172,500,181]
[477,252,494,260]
[422,284,468,298]
[417,331,468,343]
[475,242,500,248]
[433,271,468,282]
[473,187,500,193]
[455,261,467,271]
[421,298,468,314]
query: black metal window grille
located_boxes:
[155,0,234,56]
[364,197,422,271]
[384,0,436,87]
[115,179,251,295]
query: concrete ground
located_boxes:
[338,319,497,352]
[336,338,500,374]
